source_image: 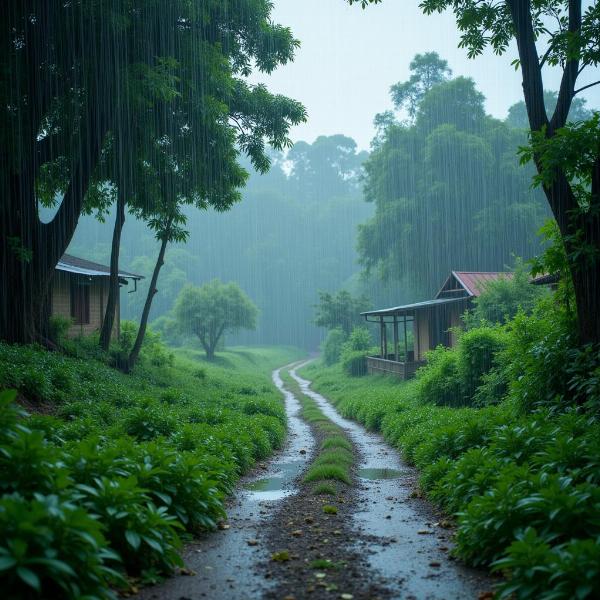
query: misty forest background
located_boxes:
[60,54,590,349]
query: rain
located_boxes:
[1,1,600,599]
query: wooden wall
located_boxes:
[51,271,119,339]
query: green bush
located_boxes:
[416,345,463,406]
[322,328,347,366]
[0,493,122,599]
[341,350,368,377]
[48,315,73,346]
[456,326,507,398]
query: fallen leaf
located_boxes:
[340,595,354,600]
[291,530,303,537]
[247,539,259,546]
[271,550,290,562]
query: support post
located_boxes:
[404,315,408,361]
[380,317,384,358]
[393,315,399,362]
[382,320,388,359]
[415,313,420,361]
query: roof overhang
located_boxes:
[56,261,143,280]
[361,296,471,320]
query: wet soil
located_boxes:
[136,361,494,600]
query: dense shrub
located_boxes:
[341,350,368,376]
[456,326,507,398]
[416,345,463,406]
[0,344,299,596]
[322,328,347,366]
[340,327,372,377]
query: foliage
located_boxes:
[321,328,347,366]
[314,290,370,336]
[339,327,373,377]
[467,259,546,325]
[0,344,302,596]
[358,53,548,295]
[174,281,258,360]
[0,492,122,599]
[48,316,73,346]
[416,346,463,406]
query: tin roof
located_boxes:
[56,254,143,280]
[447,271,512,297]
[361,296,469,318]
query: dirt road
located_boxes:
[137,361,493,600]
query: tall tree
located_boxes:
[0,0,305,345]
[351,0,600,344]
[358,63,548,296]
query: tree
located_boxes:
[351,0,600,345]
[174,281,258,361]
[357,59,549,296]
[390,52,452,119]
[1,0,305,345]
[314,290,371,336]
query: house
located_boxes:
[361,271,512,379]
[51,254,143,338]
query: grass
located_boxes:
[304,464,351,485]
[279,369,355,496]
[321,436,353,452]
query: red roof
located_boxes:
[452,271,512,297]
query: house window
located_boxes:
[70,280,90,325]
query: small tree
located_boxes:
[469,259,546,325]
[174,281,258,361]
[314,290,370,336]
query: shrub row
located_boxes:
[303,342,600,598]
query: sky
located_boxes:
[250,0,600,150]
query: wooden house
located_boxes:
[362,271,511,379]
[51,254,143,339]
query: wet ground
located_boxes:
[137,361,493,600]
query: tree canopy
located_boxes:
[1,0,305,344]
[358,55,549,297]
[174,280,258,360]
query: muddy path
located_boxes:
[137,361,493,600]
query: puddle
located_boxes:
[358,467,403,480]
[244,461,305,500]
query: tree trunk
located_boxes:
[99,187,126,351]
[507,0,600,345]
[126,229,170,371]
[0,100,108,344]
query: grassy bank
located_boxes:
[300,361,600,600]
[280,369,354,498]
[0,342,302,598]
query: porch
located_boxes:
[361,297,469,380]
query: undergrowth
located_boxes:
[0,342,302,598]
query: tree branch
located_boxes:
[550,0,582,130]
[574,80,600,95]
[506,0,549,131]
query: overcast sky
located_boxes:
[250,0,600,150]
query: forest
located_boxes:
[1,1,600,599]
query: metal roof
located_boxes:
[361,296,470,318]
[56,254,143,280]
[449,271,512,297]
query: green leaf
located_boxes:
[17,567,41,592]
[125,530,141,550]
